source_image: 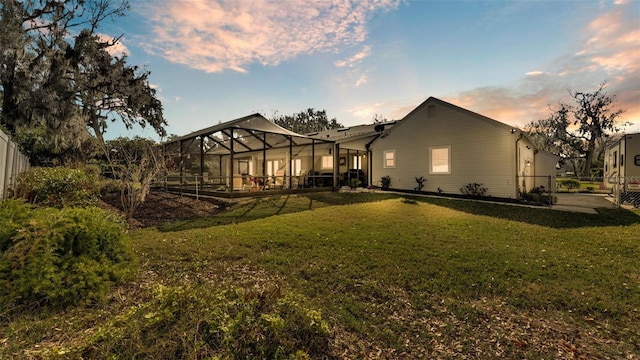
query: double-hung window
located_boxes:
[383,150,395,168]
[429,146,451,174]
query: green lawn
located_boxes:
[556,177,612,193]
[2,193,639,359]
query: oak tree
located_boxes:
[526,83,625,176]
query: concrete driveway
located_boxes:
[552,193,616,214]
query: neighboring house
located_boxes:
[604,132,640,193]
[368,97,557,199]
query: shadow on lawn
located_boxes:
[413,196,640,229]
[155,192,640,232]
[157,195,314,232]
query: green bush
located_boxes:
[79,284,332,359]
[98,178,124,196]
[0,200,33,254]
[0,206,133,307]
[380,176,391,190]
[460,182,488,197]
[559,178,581,190]
[12,167,99,208]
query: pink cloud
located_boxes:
[140,0,399,73]
[436,1,639,129]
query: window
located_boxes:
[238,159,249,175]
[430,146,450,174]
[383,150,395,168]
[321,156,333,169]
[635,155,640,166]
[266,160,280,176]
[613,151,618,168]
[352,155,364,170]
[291,158,302,176]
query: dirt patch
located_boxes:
[101,191,228,230]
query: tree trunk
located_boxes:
[582,139,597,177]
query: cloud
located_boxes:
[335,45,372,68]
[525,71,548,77]
[354,74,368,87]
[440,1,639,128]
[139,0,400,73]
[96,33,130,58]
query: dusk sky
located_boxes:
[102,0,640,139]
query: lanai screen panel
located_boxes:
[162,113,335,191]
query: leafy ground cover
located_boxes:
[2,192,639,358]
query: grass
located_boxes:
[2,192,640,358]
[556,177,612,193]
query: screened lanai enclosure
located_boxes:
[161,114,337,197]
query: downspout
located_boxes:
[333,144,339,191]
[365,134,382,188]
[515,133,523,199]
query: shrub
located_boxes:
[98,178,124,196]
[0,200,33,254]
[529,186,546,194]
[559,178,581,191]
[414,176,426,191]
[12,167,99,208]
[460,183,488,197]
[349,178,361,189]
[380,176,391,190]
[0,206,133,307]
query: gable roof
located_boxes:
[403,96,518,131]
[368,96,552,153]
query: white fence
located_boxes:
[0,128,30,200]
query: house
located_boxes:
[161,98,557,201]
[604,132,640,195]
[367,97,557,199]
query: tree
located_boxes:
[271,108,343,134]
[0,0,129,135]
[69,29,166,161]
[106,137,164,219]
[0,0,164,166]
[526,83,625,177]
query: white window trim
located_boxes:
[429,146,451,174]
[352,155,363,170]
[383,150,396,168]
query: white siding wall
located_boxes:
[517,137,536,193]
[371,102,520,198]
[534,151,558,192]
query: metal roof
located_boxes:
[165,113,333,155]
